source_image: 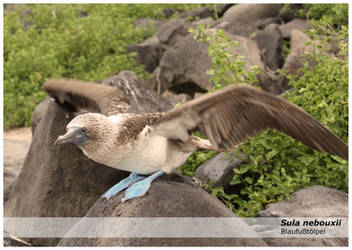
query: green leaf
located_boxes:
[266,150,278,160]
[233,168,241,174]
[244,177,253,184]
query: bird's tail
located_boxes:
[189,136,216,151]
[190,135,239,152]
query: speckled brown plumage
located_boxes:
[115,113,164,144]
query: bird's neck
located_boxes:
[80,118,121,156]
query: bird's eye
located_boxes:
[81,128,87,133]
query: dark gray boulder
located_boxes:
[58,173,267,246]
[264,237,348,247]
[191,17,219,28]
[156,29,284,95]
[215,4,234,18]
[257,186,348,246]
[278,4,304,22]
[283,29,336,78]
[161,90,191,106]
[225,33,266,71]
[214,21,257,37]
[255,17,280,30]
[127,36,165,73]
[257,71,285,94]
[155,33,212,94]
[31,96,50,135]
[279,19,311,39]
[162,7,181,18]
[195,152,242,188]
[216,17,281,37]
[156,18,189,47]
[254,23,284,70]
[179,6,211,20]
[283,29,313,76]
[4,167,19,203]
[216,13,279,36]
[4,129,31,203]
[101,71,173,113]
[156,31,264,93]
[259,185,348,217]
[223,4,281,24]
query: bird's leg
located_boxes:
[103,172,145,199]
[122,170,164,203]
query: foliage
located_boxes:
[297,4,348,27]
[183,16,348,217]
[178,150,218,177]
[4,4,204,129]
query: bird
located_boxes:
[43,79,348,202]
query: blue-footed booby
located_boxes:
[43,79,348,202]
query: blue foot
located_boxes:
[122,170,164,202]
[103,172,145,199]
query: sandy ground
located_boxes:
[4,127,32,170]
[4,127,32,200]
[4,127,32,140]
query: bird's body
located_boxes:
[44,78,348,202]
[66,112,206,175]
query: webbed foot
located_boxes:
[103,172,145,199]
[122,170,164,202]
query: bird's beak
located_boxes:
[54,127,88,146]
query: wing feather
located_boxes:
[42,79,131,116]
[152,84,347,160]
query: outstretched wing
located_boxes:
[42,79,131,116]
[151,84,348,160]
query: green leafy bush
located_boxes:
[178,150,218,177]
[4,4,204,129]
[297,4,348,27]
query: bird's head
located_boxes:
[54,113,108,147]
